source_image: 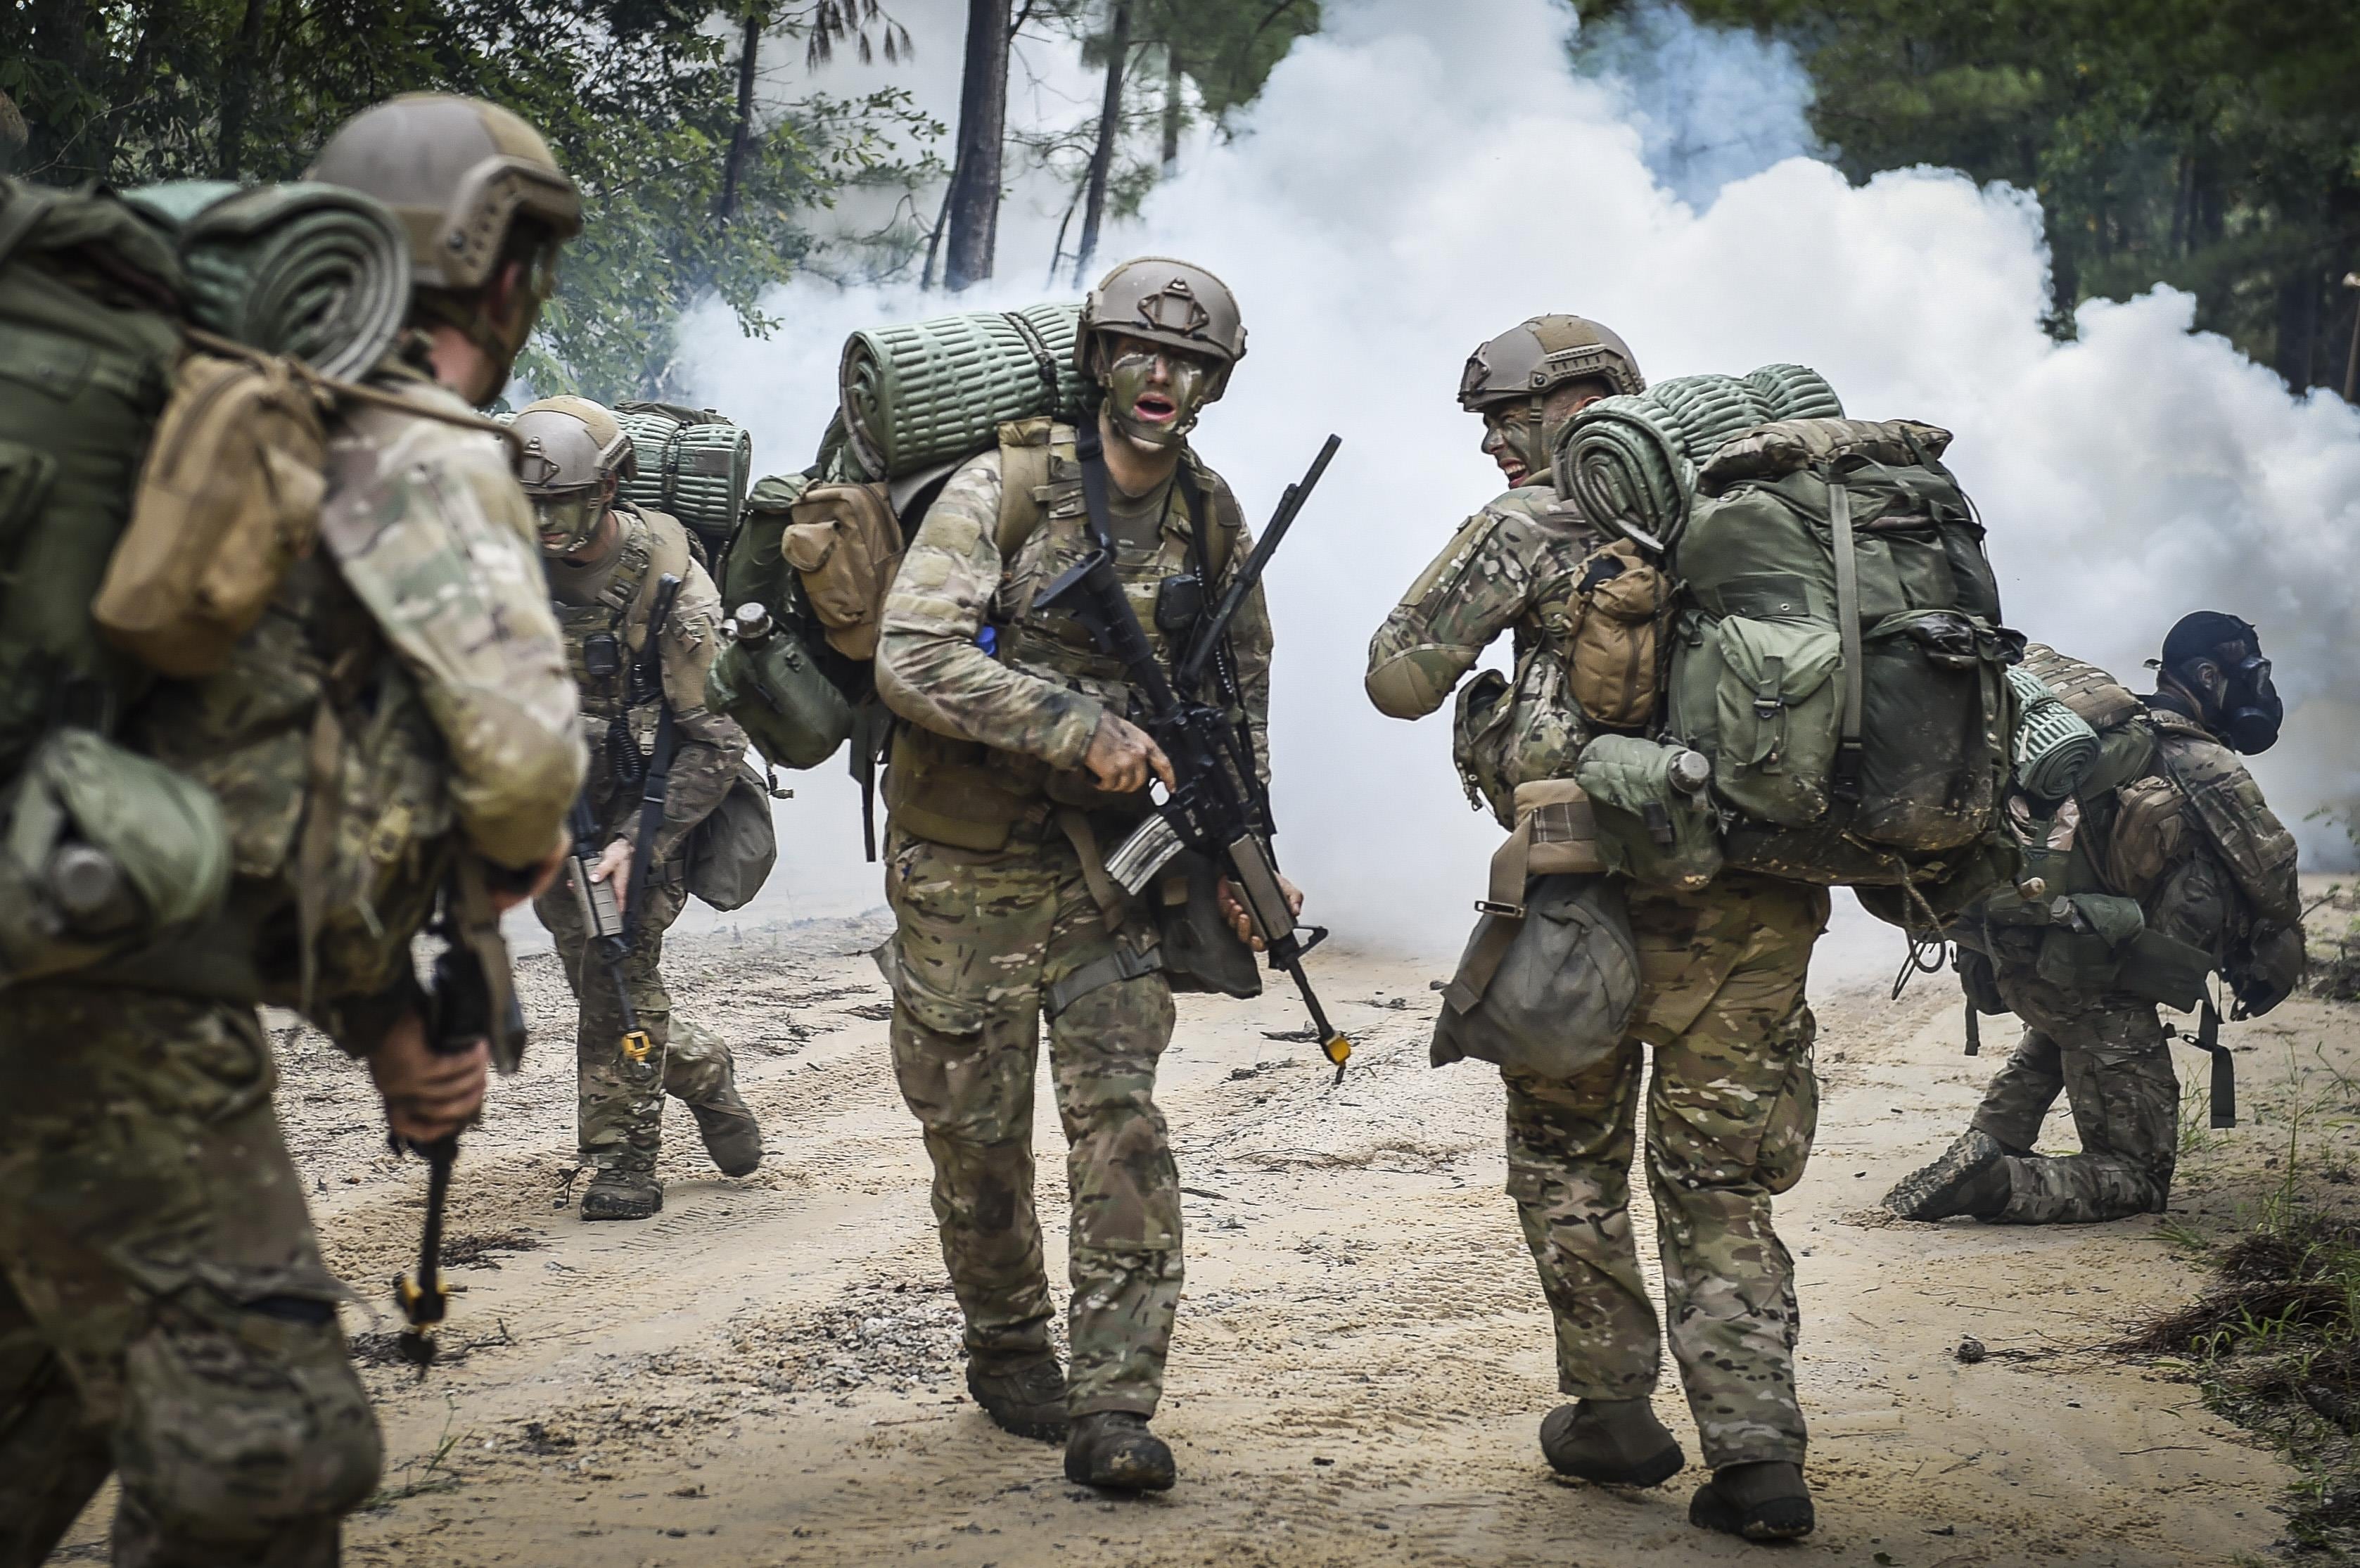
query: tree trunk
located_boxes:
[1159,42,1180,172]
[24,0,95,179]
[1074,1,1131,284]
[217,0,272,179]
[717,4,762,223]
[2276,270,2320,391]
[943,0,1011,291]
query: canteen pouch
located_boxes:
[1431,872,1640,1078]
[2032,891,2214,1011]
[0,727,230,983]
[783,481,903,660]
[1573,733,1724,891]
[94,349,330,678]
[684,758,779,911]
[706,628,855,770]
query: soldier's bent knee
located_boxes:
[117,1292,382,1540]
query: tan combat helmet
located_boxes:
[510,396,634,494]
[1458,314,1645,413]
[308,93,582,291]
[511,395,632,554]
[1076,255,1248,392]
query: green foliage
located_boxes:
[1,1,939,400]
[1579,0,2360,390]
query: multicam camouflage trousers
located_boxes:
[881,823,1182,1418]
[1970,961,2176,1224]
[0,988,381,1568]
[536,852,737,1179]
[1501,871,1828,1470]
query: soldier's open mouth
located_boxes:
[1498,457,1529,485]
[1133,393,1177,423]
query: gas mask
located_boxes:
[2214,651,2284,754]
[1102,347,1215,449]
[531,485,606,557]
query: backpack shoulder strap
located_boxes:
[1175,452,1243,584]
[993,418,1072,562]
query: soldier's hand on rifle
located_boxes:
[1083,710,1175,795]
[589,836,634,913]
[368,1011,490,1144]
[1218,873,1303,950]
[494,832,570,913]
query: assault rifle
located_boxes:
[393,857,528,1371]
[1034,423,1352,1083]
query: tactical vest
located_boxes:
[554,502,694,810]
[884,419,1242,852]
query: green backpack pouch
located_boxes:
[0,727,230,985]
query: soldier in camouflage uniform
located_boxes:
[512,396,763,1221]
[1888,613,2304,1224]
[0,95,585,1567]
[874,257,1281,1493]
[1367,315,1827,1542]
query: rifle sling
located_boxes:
[1830,469,1865,796]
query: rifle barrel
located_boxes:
[1179,434,1340,693]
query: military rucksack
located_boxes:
[1661,417,2024,922]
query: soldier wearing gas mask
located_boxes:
[1889,611,2304,1225]
[511,395,764,1222]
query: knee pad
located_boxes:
[118,1294,382,1540]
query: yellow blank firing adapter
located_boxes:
[621,1028,653,1063]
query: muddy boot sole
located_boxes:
[1064,1414,1175,1492]
[1690,1465,1815,1541]
[581,1180,663,1220]
[689,1102,764,1178]
[1882,1128,2010,1221]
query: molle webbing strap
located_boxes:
[1829,470,1864,801]
[1057,808,1128,930]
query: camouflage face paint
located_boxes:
[1104,348,1213,448]
[532,487,605,556]
[1481,402,1549,487]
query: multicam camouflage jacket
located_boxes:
[112,357,583,1038]
[1365,485,1603,824]
[547,500,746,865]
[875,430,1272,842]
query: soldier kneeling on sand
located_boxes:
[511,396,766,1221]
[1889,611,2305,1224]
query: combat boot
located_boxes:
[1539,1398,1685,1486]
[687,1076,764,1178]
[1883,1128,2013,1221]
[1064,1413,1175,1493]
[581,1168,663,1220]
[1690,1460,1814,1541]
[965,1351,1069,1442]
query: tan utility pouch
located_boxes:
[1479,779,1608,917]
[94,348,331,677]
[784,481,903,660]
[1562,540,1669,729]
[2098,772,2189,901]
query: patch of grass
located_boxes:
[363,1401,465,1510]
[2122,1059,2360,1557]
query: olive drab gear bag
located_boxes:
[683,758,779,911]
[1664,417,2022,912]
[1431,872,1640,1078]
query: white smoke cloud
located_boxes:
[682,0,2360,962]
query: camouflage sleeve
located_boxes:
[628,561,748,865]
[875,450,1104,770]
[1210,521,1274,786]
[1365,501,1547,720]
[2144,838,2241,961]
[317,389,585,870]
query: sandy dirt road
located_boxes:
[51,907,2309,1568]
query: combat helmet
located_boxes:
[309,93,581,291]
[511,395,632,554]
[1458,314,1645,413]
[1076,256,1247,390]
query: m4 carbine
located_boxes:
[1033,423,1353,1083]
